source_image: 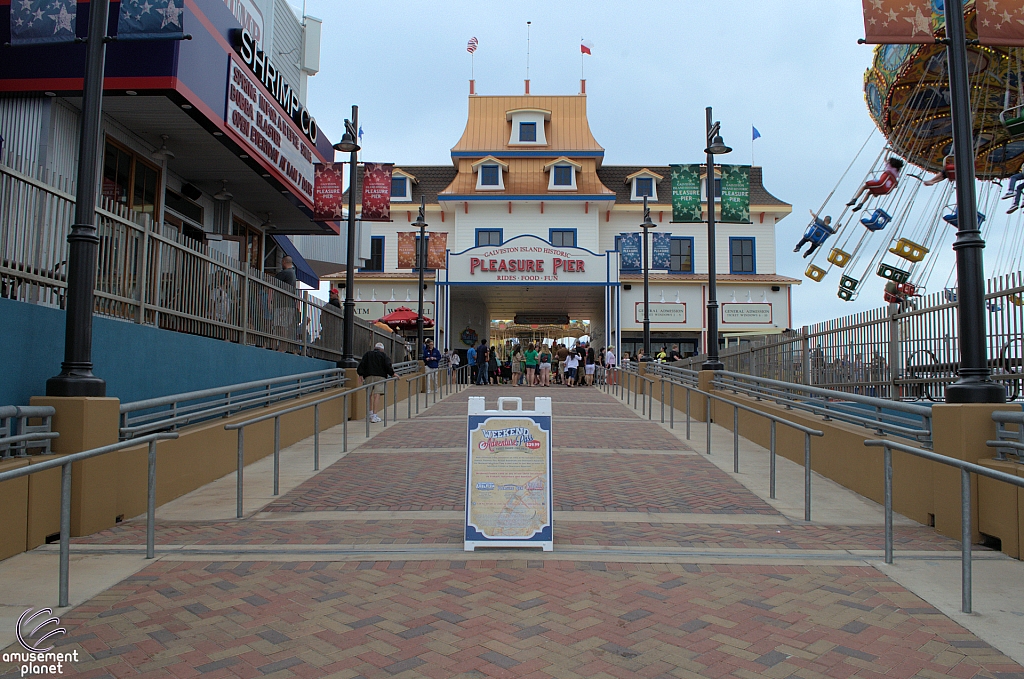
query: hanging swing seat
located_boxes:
[888,238,930,262]
[827,248,852,267]
[803,220,834,245]
[861,208,892,232]
[943,288,958,303]
[837,287,858,301]
[876,262,911,283]
[1000,105,1024,136]
[805,264,826,282]
[942,207,986,228]
[839,275,860,291]
[884,281,920,304]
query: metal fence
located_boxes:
[0,157,405,364]
[678,271,1024,401]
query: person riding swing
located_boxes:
[847,157,904,211]
[794,210,835,258]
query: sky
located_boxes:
[287,0,993,327]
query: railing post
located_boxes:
[804,432,812,522]
[314,404,320,470]
[301,292,309,357]
[733,405,739,473]
[236,428,244,518]
[137,220,150,325]
[58,461,71,608]
[706,398,712,457]
[273,416,281,495]
[685,388,691,440]
[365,387,371,438]
[408,378,412,420]
[769,420,776,499]
[961,467,972,613]
[801,327,811,386]
[147,439,157,559]
[382,382,388,428]
[240,267,250,347]
[393,378,399,422]
[416,377,421,414]
[343,394,348,453]
[888,303,900,400]
[670,381,675,429]
[884,445,893,564]
[661,380,665,424]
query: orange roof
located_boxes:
[451,95,604,155]
[440,158,614,197]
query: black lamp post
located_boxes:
[333,106,360,369]
[942,0,1005,403]
[412,196,427,359]
[640,196,655,358]
[45,0,111,396]
[702,106,731,372]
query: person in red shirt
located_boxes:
[847,157,904,211]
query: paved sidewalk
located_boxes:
[2,384,1023,678]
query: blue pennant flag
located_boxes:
[117,0,185,41]
[9,0,78,46]
[752,126,762,141]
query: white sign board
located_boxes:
[447,235,607,284]
[634,302,687,324]
[721,303,772,324]
[465,397,553,551]
[352,301,435,322]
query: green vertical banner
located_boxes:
[670,164,702,223]
[719,164,751,224]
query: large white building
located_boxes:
[335,85,796,359]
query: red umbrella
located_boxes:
[378,306,434,329]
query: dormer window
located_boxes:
[391,176,407,198]
[390,170,416,202]
[544,157,581,191]
[626,169,664,201]
[472,156,508,191]
[481,165,500,185]
[507,108,550,146]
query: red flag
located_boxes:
[580,40,593,55]
[861,0,934,44]
[427,232,448,270]
[361,162,393,222]
[313,163,345,222]
[397,232,417,269]
[977,1,1024,46]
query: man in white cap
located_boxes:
[357,342,395,423]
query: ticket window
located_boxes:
[101,138,160,218]
[226,217,262,270]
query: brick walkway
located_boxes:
[3,384,1021,678]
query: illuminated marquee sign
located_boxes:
[235,28,318,144]
[227,56,315,202]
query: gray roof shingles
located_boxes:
[595,166,789,207]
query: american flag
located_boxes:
[467,37,479,54]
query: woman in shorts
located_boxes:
[510,346,522,386]
[524,343,539,386]
[538,346,552,387]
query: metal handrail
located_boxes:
[608,367,825,521]
[222,365,468,519]
[712,371,933,444]
[120,369,346,437]
[990,410,1024,461]
[394,360,419,376]
[1,405,56,457]
[0,431,178,607]
[865,438,1024,614]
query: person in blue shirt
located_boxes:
[467,343,478,385]
[422,338,442,393]
[794,210,835,258]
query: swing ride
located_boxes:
[804,2,1024,304]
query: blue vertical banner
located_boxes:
[619,233,641,271]
[652,232,672,270]
[9,0,78,46]
[117,0,185,41]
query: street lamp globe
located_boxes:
[706,134,732,156]
[333,130,360,154]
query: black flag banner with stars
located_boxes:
[9,0,77,46]
[117,0,184,41]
